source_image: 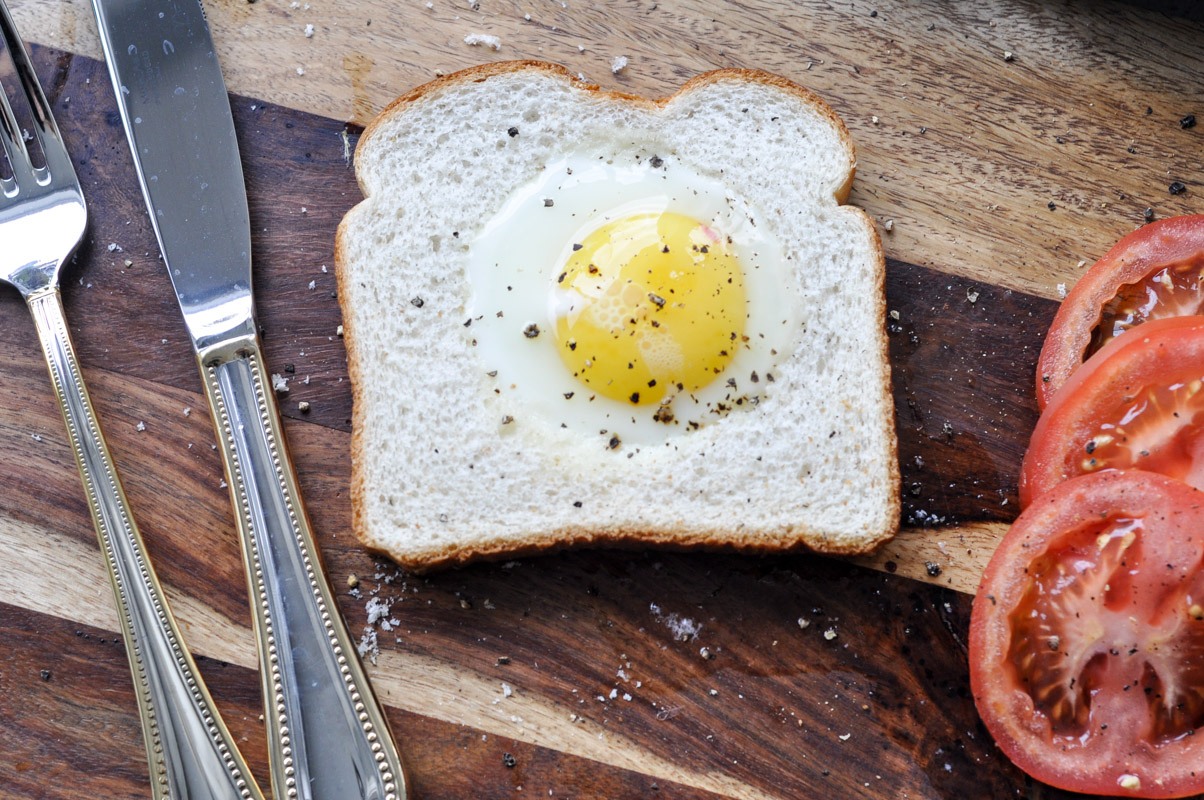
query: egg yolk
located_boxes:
[551,212,746,406]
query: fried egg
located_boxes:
[467,152,794,446]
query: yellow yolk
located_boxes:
[551,212,746,406]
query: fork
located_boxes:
[0,6,266,800]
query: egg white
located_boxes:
[466,152,794,446]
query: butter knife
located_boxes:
[88,1,407,798]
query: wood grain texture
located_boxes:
[0,0,1199,793]
[0,40,1047,799]
[9,0,1204,302]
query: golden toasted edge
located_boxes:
[338,60,892,572]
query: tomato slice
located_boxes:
[971,470,1204,798]
[1037,216,1204,410]
[1021,316,1204,507]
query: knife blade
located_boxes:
[89,1,407,798]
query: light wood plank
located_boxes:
[10,0,1204,302]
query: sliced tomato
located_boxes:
[1037,215,1204,410]
[1021,316,1204,507]
[971,470,1204,798]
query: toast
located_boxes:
[336,61,899,571]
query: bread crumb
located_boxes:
[304,23,314,37]
[871,115,879,125]
[839,733,852,741]
[337,324,344,337]
[966,289,979,304]
[797,617,810,629]
[296,66,305,76]
[136,421,146,432]
[464,33,502,50]
[823,628,837,640]
[884,218,894,232]
[271,373,290,393]
[1003,50,1014,62]
[1057,283,1067,298]
[308,279,316,290]
[611,55,628,74]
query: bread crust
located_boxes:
[336,61,896,572]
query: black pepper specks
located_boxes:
[925,561,942,577]
[607,435,621,450]
[411,296,425,308]
[1171,181,1187,195]
[523,323,540,339]
[1047,201,1056,211]
[507,126,519,137]
[543,198,554,207]
[1144,207,1155,223]
[502,753,517,768]
[1181,114,1197,130]
[40,669,51,681]
[572,243,583,251]
[629,392,640,404]
[648,292,666,308]
[649,155,664,168]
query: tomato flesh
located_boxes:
[971,471,1204,797]
[1091,262,1204,355]
[1037,215,1204,409]
[1021,316,1204,506]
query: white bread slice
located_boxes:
[336,61,899,572]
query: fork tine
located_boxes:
[0,0,73,185]
[0,3,31,173]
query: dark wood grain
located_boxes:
[0,42,1156,800]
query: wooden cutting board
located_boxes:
[1,1,1201,798]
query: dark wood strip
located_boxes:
[0,602,737,800]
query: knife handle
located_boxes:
[28,288,263,800]
[197,334,406,800]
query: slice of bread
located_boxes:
[336,61,899,572]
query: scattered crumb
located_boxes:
[1057,282,1067,298]
[304,23,314,37]
[797,617,810,629]
[271,373,290,394]
[336,324,344,337]
[823,628,837,640]
[884,218,894,232]
[308,279,316,290]
[611,55,628,74]
[650,603,701,640]
[966,289,979,304]
[357,626,379,664]
[296,66,305,75]
[464,33,502,50]
[502,683,513,698]
[136,421,146,432]
[298,401,311,413]
[1003,50,1014,61]
[347,573,360,588]
[871,115,879,125]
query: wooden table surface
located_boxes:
[1,1,1201,797]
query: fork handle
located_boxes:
[27,288,263,800]
[197,334,406,800]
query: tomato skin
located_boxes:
[1020,316,1204,507]
[971,470,1204,798]
[1037,215,1204,410]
